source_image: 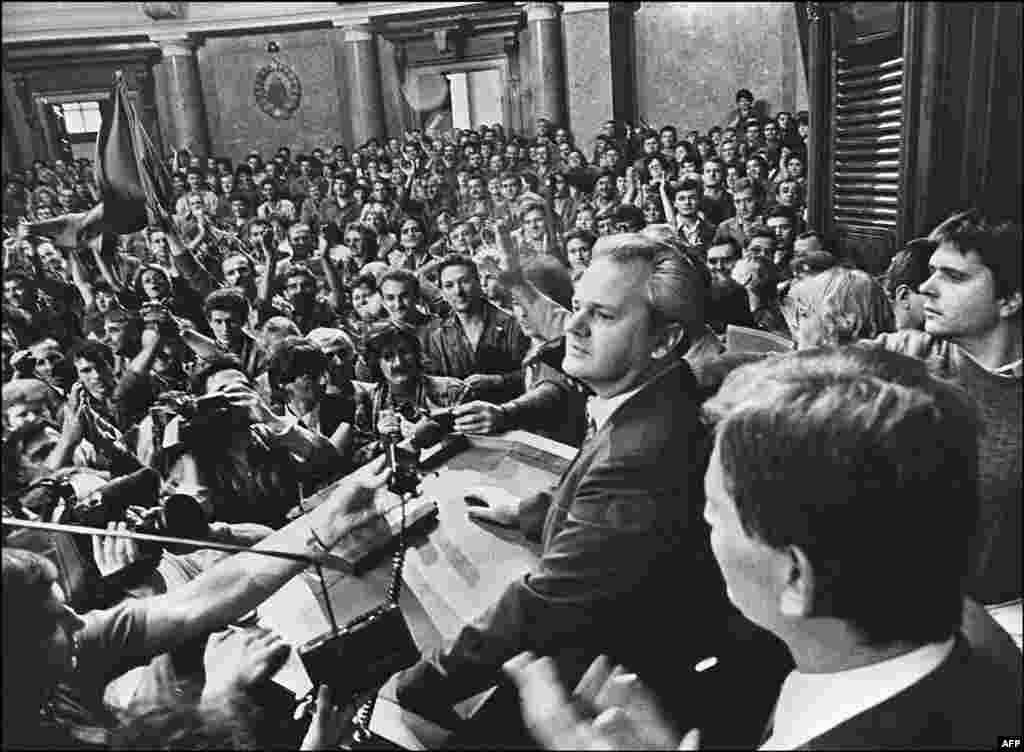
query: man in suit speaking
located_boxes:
[392,234,738,742]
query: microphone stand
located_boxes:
[2,516,315,564]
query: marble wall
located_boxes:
[634,2,808,133]
[195,27,350,162]
[563,8,614,156]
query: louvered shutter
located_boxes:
[830,32,904,271]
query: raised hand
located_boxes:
[91,521,142,577]
[503,652,697,751]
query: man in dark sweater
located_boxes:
[871,210,1021,611]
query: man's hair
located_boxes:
[189,354,246,395]
[379,268,421,299]
[677,177,703,196]
[766,205,798,225]
[702,157,724,172]
[437,253,479,281]
[796,229,825,245]
[204,288,249,321]
[883,238,937,297]
[68,339,114,369]
[927,209,1021,300]
[745,227,775,244]
[731,177,761,201]
[592,234,705,350]
[351,272,378,293]
[267,336,328,392]
[523,257,575,311]
[703,346,979,645]
[735,88,754,103]
[612,203,647,230]
[2,548,61,693]
[363,324,424,380]
[563,228,598,249]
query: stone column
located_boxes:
[151,34,210,157]
[134,66,164,159]
[526,1,567,129]
[337,23,386,146]
[35,98,62,162]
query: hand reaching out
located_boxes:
[299,684,357,751]
[202,625,291,700]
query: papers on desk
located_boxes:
[257,575,331,698]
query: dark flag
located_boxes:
[94,71,173,234]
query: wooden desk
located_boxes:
[259,431,576,695]
[322,431,573,650]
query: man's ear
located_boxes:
[893,284,913,309]
[651,322,685,359]
[779,545,815,619]
[997,290,1022,320]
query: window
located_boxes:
[57,101,102,135]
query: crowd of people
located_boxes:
[2,84,1020,749]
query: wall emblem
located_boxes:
[254,61,302,119]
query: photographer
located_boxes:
[112,303,193,434]
[161,355,337,527]
[2,456,392,749]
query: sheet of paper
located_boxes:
[257,573,331,698]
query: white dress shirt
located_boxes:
[760,638,955,750]
[586,384,644,433]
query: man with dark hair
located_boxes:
[666,177,716,263]
[103,308,141,380]
[705,238,756,334]
[726,88,756,129]
[610,203,646,234]
[714,177,765,248]
[882,238,937,331]
[377,269,436,337]
[870,210,1021,611]
[199,288,261,376]
[279,263,337,334]
[423,254,529,405]
[508,346,1021,749]
[699,158,734,227]
[765,205,799,273]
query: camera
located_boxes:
[13,469,210,557]
[149,390,247,450]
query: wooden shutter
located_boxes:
[831,33,903,270]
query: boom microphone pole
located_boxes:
[2,516,314,563]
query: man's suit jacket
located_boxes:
[396,360,732,721]
[795,637,1021,750]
